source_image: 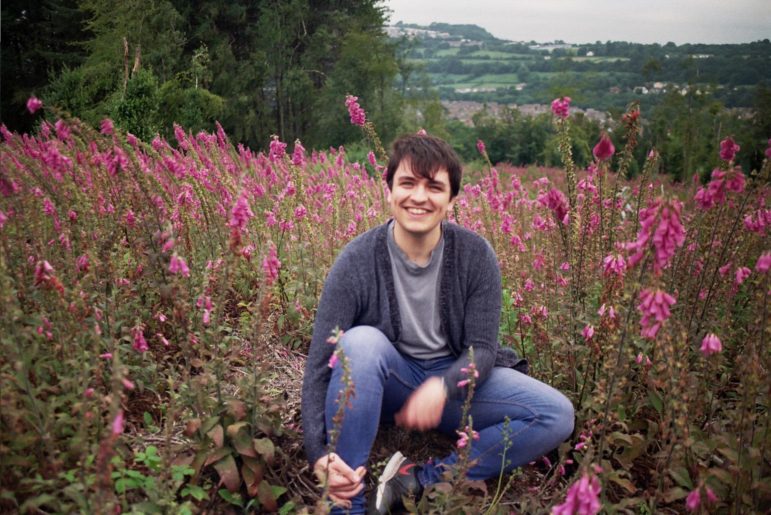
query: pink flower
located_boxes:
[602,254,627,277]
[637,288,676,340]
[27,96,43,114]
[262,243,281,285]
[685,489,701,512]
[76,254,90,273]
[538,188,569,224]
[122,378,136,390]
[582,324,594,341]
[269,135,287,161]
[735,266,751,285]
[625,198,685,274]
[551,96,571,119]
[84,387,95,399]
[560,262,570,271]
[34,260,55,285]
[229,194,254,232]
[168,254,190,277]
[100,352,113,359]
[719,136,740,161]
[592,132,615,162]
[132,326,149,352]
[292,140,306,167]
[725,170,745,193]
[551,471,602,515]
[756,251,771,273]
[328,353,339,368]
[345,95,366,126]
[700,333,722,356]
[294,204,307,221]
[456,426,480,448]
[476,139,487,156]
[100,119,114,136]
[705,487,718,503]
[112,410,125,435]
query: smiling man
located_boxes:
[301,134,574,514]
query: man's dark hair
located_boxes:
[385,134,462,198]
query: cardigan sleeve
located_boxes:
[442,237,501,399]
[300,248,361,466]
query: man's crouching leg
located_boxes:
[323,326,402,514]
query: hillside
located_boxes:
[388,23,771,112]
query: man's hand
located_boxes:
[394,376,447,431]
[313,453,366,508]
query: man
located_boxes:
[301,134,574,513]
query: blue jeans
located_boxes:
[325,326,575,514]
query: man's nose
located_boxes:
[411,184,428,202]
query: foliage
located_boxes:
[1,95,770,513]
[2,0,400,153]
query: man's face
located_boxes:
[388,161,455,240]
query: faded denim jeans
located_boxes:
[325,326,574,514]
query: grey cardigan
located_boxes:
[300,221,526,466]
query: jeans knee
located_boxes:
[550,393,575,441]
[338,326,392,369]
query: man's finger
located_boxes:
[327,472,360,489]
[329,480,365,499]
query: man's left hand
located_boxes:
[394,376,447,431]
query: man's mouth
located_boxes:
[405,207,431,215]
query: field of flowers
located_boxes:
[0,96,769,514]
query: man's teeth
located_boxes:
[407,208,429,214]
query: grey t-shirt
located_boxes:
[386,221,451,359]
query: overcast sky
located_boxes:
[384,0,771,45]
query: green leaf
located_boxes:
[201,416,221,434]
[207,424,224,448]
[608,474,637,494]
[213,454,241,492]
[253,438,275,463]
[19,494,57,512]
[181,485,207,501]
[232,429,257,458]
[669,467,693,489]
[271,485,287,499]
[279,501,296,515]
[662,487,688,503]
[648,390,663,414]
[218,488,244,507]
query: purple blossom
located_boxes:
[169,254,190,277]
[719,136,740,161]
[551,471,602,515]
[27,96,43,114]
[229,194,254,232]
[345,95,366,126]
[551,97,571,119]
[700,333,722,356]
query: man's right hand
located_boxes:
[313,453,367,508]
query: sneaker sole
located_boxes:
[374,451,407,510]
